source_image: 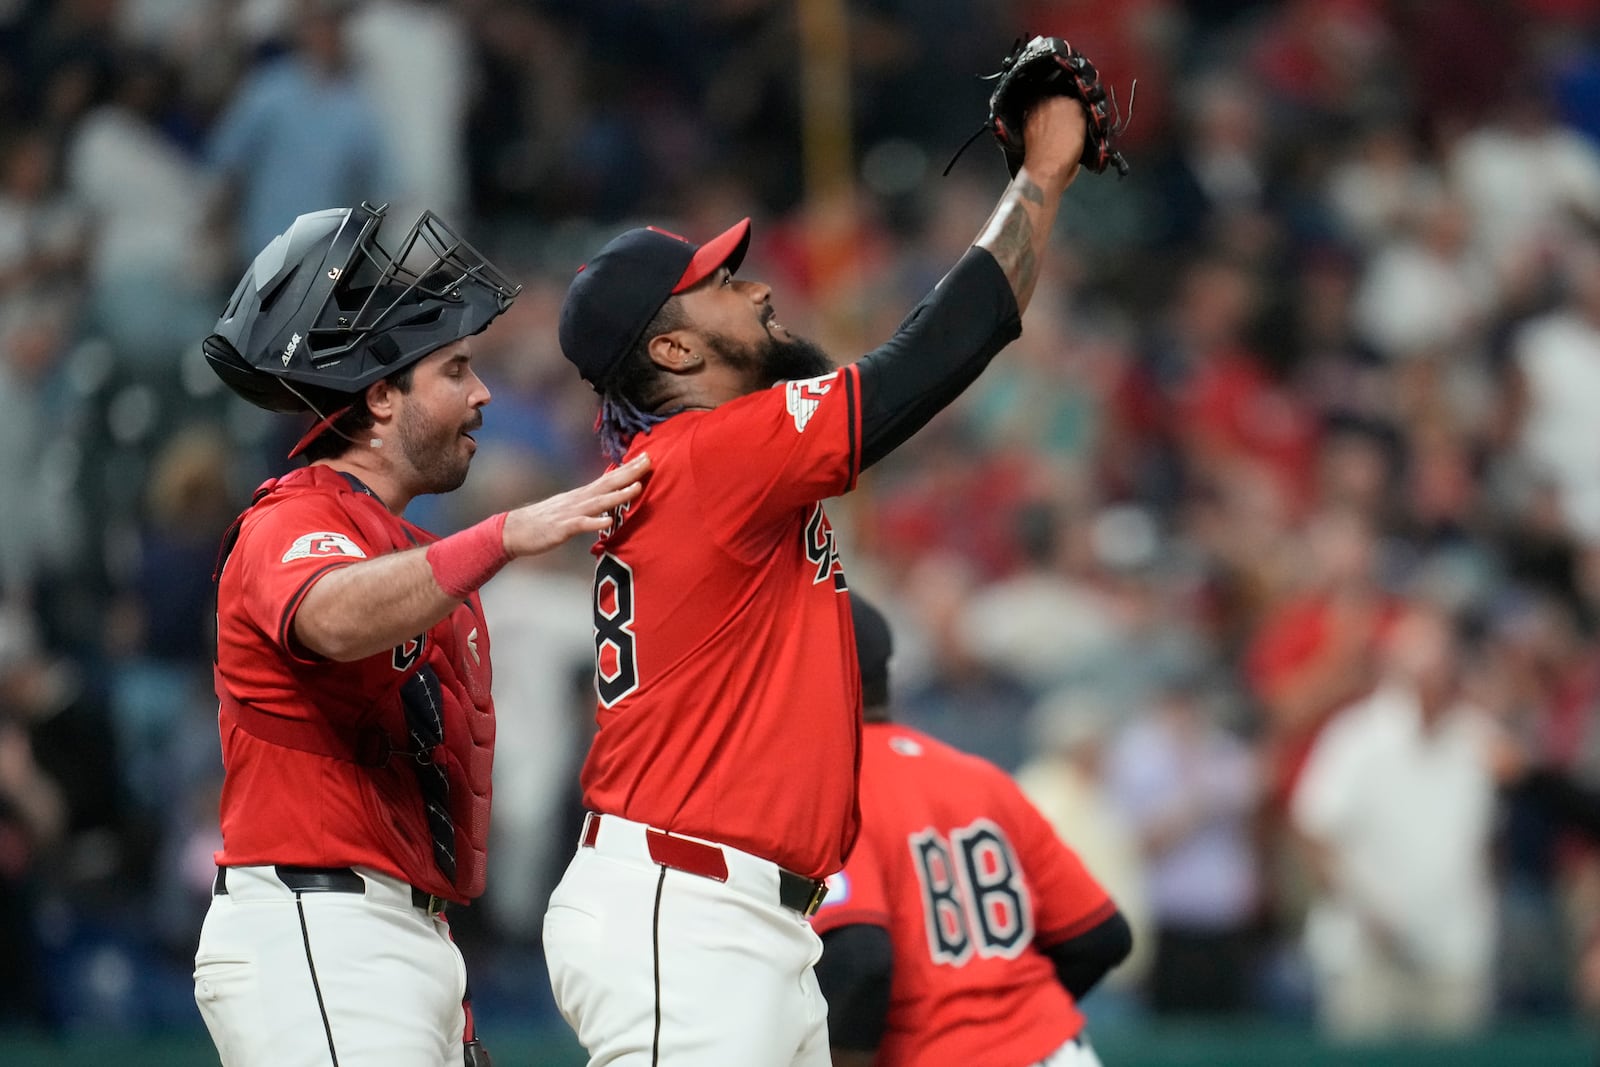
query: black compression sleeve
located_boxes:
[815,924,894,1051]
[1042,910,1133,1001]
[855,247,1022,469]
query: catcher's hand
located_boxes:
[986,35,1130,179]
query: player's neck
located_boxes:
[652,358,764,414]
[650,383,749,415]
[647,384,719,416]
[314,453,412,516]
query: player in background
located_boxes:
[195,203,648,1067]
[812,596,1132,1067]
[542,41,1109,1067]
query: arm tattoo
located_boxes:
[992,205,1037,299]
[978,175,1047,305]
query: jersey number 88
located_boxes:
[909,818,1033,966]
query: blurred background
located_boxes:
[2,0,1600,1063]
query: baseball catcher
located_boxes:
[194,204,647,1067]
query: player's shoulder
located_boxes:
[869,723,1007,781]
[233,472,376,563]
[864,725,1047,845]
[611,412,712,481]
[701,366,856,428]
[243,472,355,525]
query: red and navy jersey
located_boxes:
[811,723,1115,1067]
[582,366,863,880]
[213,466,494,899]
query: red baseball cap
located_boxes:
[559,218,752,388]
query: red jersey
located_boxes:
[582,366,863,879]
[811,723,1115,1067]
[213,466,495,901]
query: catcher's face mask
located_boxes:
[205,203,520,415]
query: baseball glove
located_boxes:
[948,35,1131,179]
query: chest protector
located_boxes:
[214,466,495,900]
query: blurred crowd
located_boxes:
[2,0,1600,1045]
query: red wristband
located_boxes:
[426,512,511,599]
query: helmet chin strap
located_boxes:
[279,377,364,459]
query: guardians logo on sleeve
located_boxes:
[785,372,839,433]
[282,531,368,562]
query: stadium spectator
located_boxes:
[1292,601,1498,1040]
[1507,238,1600,544]
[1015,689,1155,1010]
[345,0,472,226]
[64,52,223,367]
[206,0,397,267]
[1104,670,1263,1015]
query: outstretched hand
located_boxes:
[503,453,651,557]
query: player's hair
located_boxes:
[298,363,418,462]
[594,298,687,463]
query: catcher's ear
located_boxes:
[365,375,398,419]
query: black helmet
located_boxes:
[204,203,520,415]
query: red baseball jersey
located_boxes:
[213,467,494,899]
[582,366,863,880]
[811,722,1115,1067]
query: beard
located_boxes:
[705,329,836,389]
[396,401,476,495]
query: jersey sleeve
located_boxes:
[686,364,861,557]
[226,493,380,664]
[1003,777,1116,947]
[809,822,890,935]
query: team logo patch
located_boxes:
[281,531,368,563]
[819,871,850,908]
[785,372,838,433]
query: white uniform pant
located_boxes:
[1314,957,1491,1040]
[1033,1033,1105,1067]
[194,864,466,1067]
[543,814,830,1067]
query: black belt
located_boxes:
[776,868,830,917]
[213,865,449,916]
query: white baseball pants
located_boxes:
[1033,1033,1105,1067]
[194,864,466,1067]
[543,814,831,1067]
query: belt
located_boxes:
[580,812,829,917]
[213,865,449,917]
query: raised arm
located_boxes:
[975,94,1088,313]
[853,93,1090,470]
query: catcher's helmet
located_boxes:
[204,203,520,415]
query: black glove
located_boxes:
[986,35,1130,178]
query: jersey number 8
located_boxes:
[593,554,640,707]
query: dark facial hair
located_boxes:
[397,397,475,494]
[704,329,836,389]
